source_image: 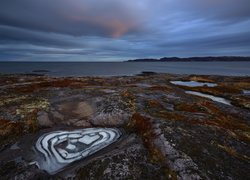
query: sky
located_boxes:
[0,0,250,61]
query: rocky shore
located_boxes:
[0,73,249,179]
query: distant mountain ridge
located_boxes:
[127,56,250,62]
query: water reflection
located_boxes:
[186,91,231,106]
[171,81,217,87]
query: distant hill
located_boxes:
[127,56,250,62]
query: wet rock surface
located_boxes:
[0,73,250,179]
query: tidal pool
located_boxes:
[35,128,121,174]
[170,81,217,87]
[135,83,153,88]
[243,90,250,95]
[185,91,231,106]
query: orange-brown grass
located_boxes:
[180,85,240,96]
[217,144,250,162]
[127,113,178,178]
[9,79,88,93]
[23,110,39,133]
[147,98,250,143]
[181,84,250,109]
[180,101,249,143]
[0,119,24,149]
[148,100,163,107]
[121,90,136,112]
[149,86,172,92]
[231,81,250,89]
[189,76,215,83]
[157,111,185,121]
[175,102,206,113]
[0,119,23,137]
[147,102,185,122]
[0,76,19,86]
[127,113,165,162]
[188,102,250,143]
[230,95,250,109]
[147,100,164,109]
[0,110,40,148]
[121,89,135,100]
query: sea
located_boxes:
[0,61,250,77]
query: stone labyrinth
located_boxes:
[35,128,121,174]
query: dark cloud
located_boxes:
[0,0,142,37]
[0,25,82,48]
[0,0,250,61]
[157,31,250,56]
[177,0,250,21]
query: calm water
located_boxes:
[0,61,250,76]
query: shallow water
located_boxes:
[135,83,153,88]
[170,81,217,87]
[185,91,231,105]
[35,128,121,174]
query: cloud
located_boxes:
[0,0,143,37]
[177,0,250,21]
[151,0,250,22]
[0,0,250,61]
[0,25,82,48]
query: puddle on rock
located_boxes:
[185,91,231,106]
[243,90,250,95]
[101,89,117,93]
[171,81,217,87]
[34,128,121,175]
[10,143,20,150]
[135,83,153,88]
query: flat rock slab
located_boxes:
[56,101,94,119]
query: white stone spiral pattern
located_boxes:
[35,128,121,174]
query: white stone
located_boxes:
[66,143,76,150]
[78,135,100,144]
